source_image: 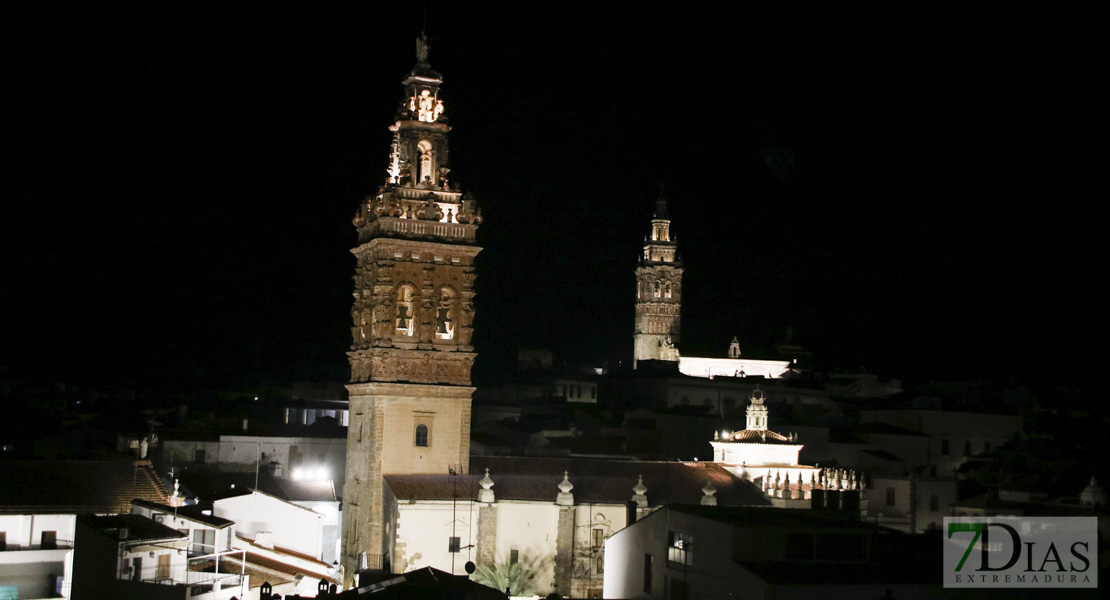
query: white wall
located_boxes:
[214,492,324,560]
[0,514,75,549]
[393,500,478,575]
[0,514,76,599]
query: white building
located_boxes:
[0,514,74,599]
[212,489,327,562]
[0,460,172,600]
[163,434,347,496]
[604,504,941,599]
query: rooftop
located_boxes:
[385,456,769,506]
[0,459,170,514]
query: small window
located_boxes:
[193,449,206,464]
[592,528,604,549]
[667,530,693,565]
[0,532,6,551]
[941,439,950,456]
[448,537,460,553]
[415,424,429,447]
[41,531,57,549]
[886,487,896,506]
[510,549,519,565]
[395,285,416,336]
[643,554,653,594]
[192,529,215,555]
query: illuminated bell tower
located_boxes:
[342,34,482,583]
[633,194,682,367]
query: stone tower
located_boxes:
[342,35,481,583]
[633,195,682,367]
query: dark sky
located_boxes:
[2,5,1104,391]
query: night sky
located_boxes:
[3,5,1103,392]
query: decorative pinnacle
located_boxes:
[558,471,573,494]
[702,479,717,497]
[749,386,765,406]
[633,474,647,496]
[479,467,494,490]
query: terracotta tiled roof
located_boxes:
[721,429,794,443]
[0,459,171,514]
[384,456,769,506]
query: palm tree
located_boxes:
[473,556,545,596]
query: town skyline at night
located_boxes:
[4,5,1101,393]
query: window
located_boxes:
[192,529,215,555]
[132,557,143,581]
[448,537,460,553]
[592,528,604,549]
[417,140,434,184]
[930,494,939,512]
[436,286,457,340]
[0,532,6,551]
[510,549,519,565]
[395,284,415,336]
[670,578,690,600]
[664,282,672,298]
[885,487,896,506]
[667,530,693,565]
[643,554,653,594]
[415,424,429,447]
[194,449,206,464]
[40,531,56,550]
[940,438,949,455]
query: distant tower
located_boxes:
[633,193,683,367]
[342,34,482,584]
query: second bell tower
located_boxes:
[633,195,683,367]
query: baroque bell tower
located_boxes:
[633,194,682,367]
[342,35,481,582]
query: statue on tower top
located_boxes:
[416,33,430,64]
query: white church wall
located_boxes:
[392,500,477,575]
[494,501,560,593]
[678,357,790,380]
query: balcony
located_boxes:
[360,217,477,244]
